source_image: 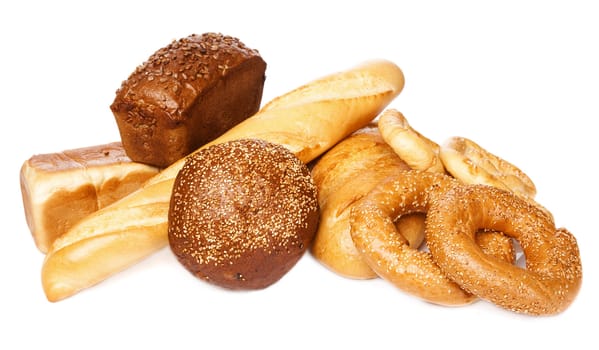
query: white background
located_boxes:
[2,1,597,348]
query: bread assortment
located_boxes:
[111,33,267,167]
[19,32,582,315]
[309,124,514,286]
[350,169,516,306]
[39,55,404,302]
[344,110,579,314]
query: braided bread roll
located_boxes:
[41,59,405,302]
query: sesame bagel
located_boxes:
[426,184,582,315]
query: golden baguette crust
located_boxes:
[20,142,160,253]
[42,59,405,301]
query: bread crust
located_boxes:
[111,33,267,167]
[20,142,159,253]
[310,125,411,278]
[42,59,405,301]
[168,139,318,290]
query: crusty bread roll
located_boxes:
[168,139,319,290]
[20,142,160,253]
[42,59,405,302]
[111,33,267,167]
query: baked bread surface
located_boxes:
[168,139,319,289]
[20,142,160,253]
[111,33,267,167]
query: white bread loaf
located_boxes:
[20,142,160,253]
[41,59,405,302]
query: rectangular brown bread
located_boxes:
[110,33,267,167]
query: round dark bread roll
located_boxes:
[168,139,319,290]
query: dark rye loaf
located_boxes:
[110,33,267,167]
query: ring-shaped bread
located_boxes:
[310,125,421,279]
[349,170,514,306]
[426,184,582,315]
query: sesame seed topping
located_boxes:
[168,139,319,289]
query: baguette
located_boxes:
[41,59,405,302]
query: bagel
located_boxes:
[349,170,515,306]
[426,184,582,315]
